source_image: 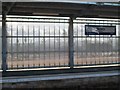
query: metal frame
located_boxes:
[1,15,120,71]
[2,65,120,77]
[5,16,70,70]
[68,16,74,68]
[73,19,119,66]
[2,13,8,71]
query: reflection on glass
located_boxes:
[74,19,119,65]
[6,16,119,68]
[6,17,69,68]
[7,23,69,36]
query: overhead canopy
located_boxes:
[2,2,120,19]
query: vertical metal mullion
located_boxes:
[117,24,119,63]
[16,25,18,68]
[33,25,35,67]
[82,25,85,65]
[94,22,97,65]
[43,24,45,66]
[24,32,27,67]
[86,22,88,65]
[49,23,51,66]
[89,21,93,65]
[22,25,24,67]
[111,24,113,64]
[107,24,110,64]
[81,24,84,65]
[68,16,74,69]
[28,24,30,67]
[54,20,55,66]
[38,25,40,66]
[11,23,13,68]
[118,29,120,64]
[85,22,88,65]
[107,23,110,64]
[2,13,8,71]
[98,20,101,65]
[77,23,79,64]
[88,23,91,65]
[109,24,112,64]
[110,35,113,63]
[104,21,107,64]
[63,20,65,65]
[102,20,105,64]
[58,20,60,66]
[110,23,113,64]
[109,24,112,63]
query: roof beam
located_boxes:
[3,2,15,15]
[2,2,119,19]
[9,7,119,18]
[14,2,119,12]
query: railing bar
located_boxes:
[6,36,120,38]
[6,16,119,22]
[28,24,30,67]
[86,23,89,65]
[98,20,101,64]
[38,25,41,67]
[107,23,110,64]
[6,17,69,20]
[111,37,113,64]
[48,23,51,66]
[102,21,105,64]
[6,20,69,23]
[77,23,79,64]
[58,20,61,65]
[16,25,18,68]
[7,51,69,53]
[63,20,66,66]
[6,20,120,25]
[43,23,46,67]
[54,19,56,66]
[94,22,97,65]
[33,24,35,67]
[11,23,13,68]
[76,18,119,22]
[21,25,23,68]
[8,65,69,70]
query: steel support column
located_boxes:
[2,13,7,71]
[68,16,74,69]
[118,37,120,62]
[118,25,120,62]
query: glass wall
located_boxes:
[4,16,120,69]
[6,16,69,69]
[73,18,119,66]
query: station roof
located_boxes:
[2,2,120,19]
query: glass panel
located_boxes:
[74,37,119,65]
[74,19,119,66]
[7,21,69,37]
[6,17,69,69]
